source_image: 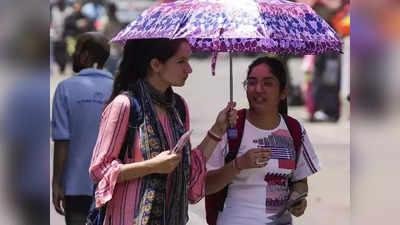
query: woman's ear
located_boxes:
[280,88,288,100]
[150,58,162,73]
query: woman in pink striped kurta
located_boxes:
[89,38,237,225]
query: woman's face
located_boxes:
[157,41,193,87]
[246,63,286,112]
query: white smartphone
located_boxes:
[172,129,193,153]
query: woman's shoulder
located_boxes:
[281,114,305,132]
[113,94,130,104]
[105,94,131,112]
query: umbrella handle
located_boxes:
[227,52,237,140]
[227,126,238,139]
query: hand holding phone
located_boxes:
[287,191,307,209]
[172,129,193,153]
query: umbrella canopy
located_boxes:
[111,0,342,139]
[112,0,341,55]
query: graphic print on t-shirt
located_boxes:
[251,129,296,214]
[264,174,290,214]
[252,129,296,169]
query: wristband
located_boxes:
[207,130,222,142]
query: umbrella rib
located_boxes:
[254,0,270,41]
[170,1,192,39]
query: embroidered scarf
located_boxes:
[133,79,190,225]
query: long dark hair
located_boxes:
[247,56,288,115]
[107,38,187,105]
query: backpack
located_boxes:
[85,92,186,225]
[205,109,303,225]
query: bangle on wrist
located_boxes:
[207,130,222,142]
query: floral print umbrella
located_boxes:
[112,0,341,74]
[112,0,342,138]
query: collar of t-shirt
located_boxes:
[78,68,113,79]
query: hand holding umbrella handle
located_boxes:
[214,102,237,140]
[227,126,238,139]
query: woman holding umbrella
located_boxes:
[89,38,237,225]
[206,56,321,225]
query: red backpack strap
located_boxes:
[205,109,246,225]
[282,115,303,163]
[205,191,225,225]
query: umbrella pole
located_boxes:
[229,52,233,102]
[227,52,237,139]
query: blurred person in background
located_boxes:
[50,0,74,74]
[300,54,316,120]
[206,56,321,225]
[89,38,237,225]
[351,2,400,225]
[287,1,345,109]
[81,0,106,23]
[64,1,96,61]
[1,5,49,225]
[351,0,389,117]
[310,51,342,122]
[279,55,305,107]
[51,32,113,225]
[98,2,123,42]
[331,1,350,38]
[98,2,124,75]
[300,0,346,122]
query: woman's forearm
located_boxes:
[206,161,240,195]
[199,124,225,161]
[117,160,156,183]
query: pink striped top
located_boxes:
[89,94,206,225]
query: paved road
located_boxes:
[49,48,350,225]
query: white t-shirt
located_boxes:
[207,114,321,225]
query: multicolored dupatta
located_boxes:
[133,79,190,225]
